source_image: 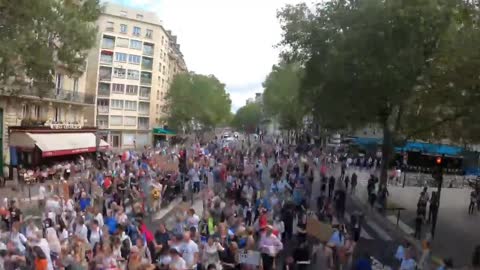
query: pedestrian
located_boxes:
[328,176,335,198]
[344,176,350,191]
[469,189,477,215]
[414,213,424,239]
[351,173,358,194]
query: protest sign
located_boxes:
[239,250,261,266]
[306,217,334,242]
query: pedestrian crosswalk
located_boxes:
[387,215,414,235]
[344,213,374,240]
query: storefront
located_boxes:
[152,127,176,146]
[8,126,109,167]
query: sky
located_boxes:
[108,0,303,112]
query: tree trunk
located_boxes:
[380,122,394,187]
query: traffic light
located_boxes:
[435,156,442,166]
[432,156,444,182]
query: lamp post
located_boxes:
[431,155,444,239]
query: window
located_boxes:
[110,116,122,125]
[111,99,124,109]
[115,52,127,62]
[73,78,79,94]
[113,68,126,78]
[146,29,153,39]
[112,83,124,94]
[138,102,149,114]
[97,116,108,128]
[117,38,129,47]
[126,85,138,95]
[136,14,144,19]
[99,67,112,81]
[100,50,113,64]
[54,107,63,122]
[106,21,114,31]
[140,87,150,99]
[127,70,139,80]
[143,43,154,56]
[156,104,159,114]
[133,26,141,36]
[156,90,160,100]
[97,99,109,107]
[128,54,141,64]
[33,105,40,119]
[141,57,153,70]
[130,40,142,50]
[162,79,165,88]
[140,71,152,85]
[55,74,63,92]
[124,101,137,111]
[22,104,30,118]
[102,35,115,49]
[120,24,127,33]
[120,10,127,17]
[98,83,110,96]
[138,117,149,129]
[124,116,137,126]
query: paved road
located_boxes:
[350,169,479,266]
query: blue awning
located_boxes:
[352,137,464,156]
[395,142,463,156]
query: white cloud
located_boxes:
[119,0,303,111]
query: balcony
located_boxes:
[141,57,153,71]
[97,86,110,97]
[102,36,115,49]
[97,106,109,114]
[143,43,154,56]
[0,88,95,105]
[140,71,152,85]
[138,117,149,130]
[99,67,112,81]
[139,87,151,100]
[100,50,113,65]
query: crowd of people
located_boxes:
[0,135,476,270]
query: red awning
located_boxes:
[10,132,109,157]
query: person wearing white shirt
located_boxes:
[186,209,200,230]
[9,227,27,254]
[38,185,47,208]
[74,217,88,242]
[181,232,199,269]
[169,248,187,270]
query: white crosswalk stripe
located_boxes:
[345,213,374,240]
[366,220,393,241]
[387,215,414,235]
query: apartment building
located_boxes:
[85,3,187,149]
[0,69,103,173]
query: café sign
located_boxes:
[49,123,82,129]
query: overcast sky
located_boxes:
[109,0,303,112]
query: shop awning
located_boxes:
[152,128,176,136]
[10,132,109,157]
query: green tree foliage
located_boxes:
[0,0,101,91]
[263,62,305,131]
[231,103,262,133]
[277,0,480,184]
[164,73,232,132]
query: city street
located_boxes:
[352,169,480,266]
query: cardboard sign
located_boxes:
[153,155,178,172]
[239,250,261,266]
[306,217,334,242]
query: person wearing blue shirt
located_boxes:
[355,254,372,270]
[79,192,91,212]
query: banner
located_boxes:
[239,250,261,266]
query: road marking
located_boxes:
[345,213,374,240]
[366,220,393,241]
[387,215,414,235]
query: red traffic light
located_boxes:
[435,157,442,165]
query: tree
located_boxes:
[263,62,305,133]
[277,0,480,184]
[163,73,232,132]
[0,0,101,92]
[231,103,262,133]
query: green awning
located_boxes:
[153,128,176,136]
